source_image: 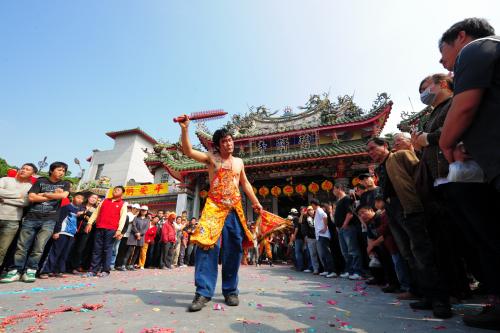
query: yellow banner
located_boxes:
[106,183,169,198]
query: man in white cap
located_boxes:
[83,186,127,277]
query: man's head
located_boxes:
[17,163,37,180]
[190,217,197,224]
[357,205,376,223]
[176,216,182,223]
[393,132,413,152]
[49,162,68,181]
[366,138,390,163]
[157,210,164,218]
[309,198,320,210]
[290,208,299,216]
[419,73,454,107]
[112,186,125,199]
[212,128,234,156]
[439,18,495,71]
[333,182,346,197]
[152,216,160,225]
[72,192,85,206]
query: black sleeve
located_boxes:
[28,179,42,194]
[454,38,499,95]
[54,205,69,233]
[121,215,130,234]
[63,181,71,192]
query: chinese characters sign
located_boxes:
[107,183,169,198]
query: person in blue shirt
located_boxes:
[40,193,85,278]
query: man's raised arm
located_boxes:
[179,115,211,165]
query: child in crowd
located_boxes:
[40,193,85,278]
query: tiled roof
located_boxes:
[145,140,368,172]
[195,102,392,142]
[397,106,432,132]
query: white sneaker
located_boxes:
[349,273,362,280]
[340,272,350,279]
[303,269,312,273]
[319,272,328,276]
[326,272,337,278]
[180,264,188,268]
[140,267,145,270]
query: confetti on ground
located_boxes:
[433,326,447,330]
[327,299,338,305]
[213,303,224,311]
[152,308,161,312]
[0,283,95,295]
[139,327,175,333]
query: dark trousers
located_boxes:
[124,245,141,266]
[160,242,174,268]
[42,234,74,273]
[385,198,445,300]
[425,185,470,297]
[114,236,129,267]
[89,228,115,273]
[441,182,500,295]
[194,211,243,298]
[68,232,89,270]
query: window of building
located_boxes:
[95,164,104,180]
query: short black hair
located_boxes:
[367,137,389,147]
[114,185,125,193]
[310,198,320,206]
[212,128,233,152]
[22,163,38,174]
[374,195,385,201]
[158,210,164,213]
[49,162,68,176]
[334,182,346,191]
[356,205,374,213]
[73,192,85,198]
[440,17,494,46]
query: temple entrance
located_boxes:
[277,195,309,218]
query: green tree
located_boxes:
[0,158,17,177]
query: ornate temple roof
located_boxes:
[397,106,432,132]
[145,93,392,181]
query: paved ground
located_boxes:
[0,265,491,333]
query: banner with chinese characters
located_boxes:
[107,183,169,198]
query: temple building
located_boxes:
[144,93,392,220]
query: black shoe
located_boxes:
[432,301,452,319]
[188,293,211,312]
[115,266,126,271]
[410,299,432,310]
[224,294,239,306]
[381,285,402,293]
[463,305,500,330]
[365,278,381,286]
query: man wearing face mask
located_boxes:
[412,74,472,302]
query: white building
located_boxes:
[80,128,157,187]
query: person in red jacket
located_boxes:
[83,186,127,277]
[160,213,176,269]
[139,215,159,269]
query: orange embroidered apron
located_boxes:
[190,158,254,249]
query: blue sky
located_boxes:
[1,0,499,174]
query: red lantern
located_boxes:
[295,184,306,196]
[271,186,281,197]
[199,190,208,199]
[321,180,333,192]
[283,185,294,197]
[259,186,269,198]
[308,182,319,194]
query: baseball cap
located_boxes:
[140,205,149,210]
[290,208,298,214]
[132,203,141,209]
